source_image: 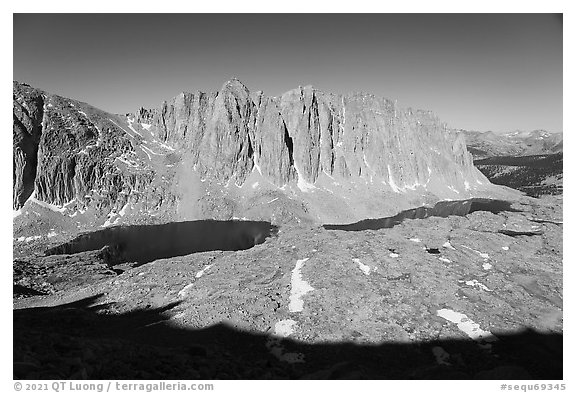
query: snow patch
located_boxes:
[461,245,489,259]
[13,210,22,219]
[109,119,140,139]
[126,117,143,137]
[502,246,509,251]
[118,203,129,217]
[353,258,371,275]
[178,283,195,298]
[141,145,163,158]
[253,157,263,176]
[447,185,460,194]
[30,196,70,213]
[252,182,259,189]
[157,142,175,151]
[387,165,403,193]
[463,279,493,292]
[409,238,421,243]
[273,319,298,337]
[141,123,152,130]
[101,212,119,227]
[16,235,43,243]
[195,264,212,278]
[267,198,279,204]
[442,241,456,250]
[436,309,498,342]
[389,253,399,258]
[266,320,305,364]
[439,257,451,263]
[289,258,314,312]
[482,262,493,270]
[116,156,140,168]
[140,146,152,160]
[294,163,316,193]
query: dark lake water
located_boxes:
[45,220,278,265]
[323,198,521,231]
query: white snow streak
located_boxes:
[30,196,70,213]
[464,279,492,292]
[436,308,498,342]
[442,241,456,250]
[289,258,314,312]
[353,258,371,275]
[195,264,212,278]
[294,163,316,193]
[461,245,489,259]
[126,118,143,137]
[387,165,402,193]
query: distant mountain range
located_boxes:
[460,129,562,160]
[460,129,563,197]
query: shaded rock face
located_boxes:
[13,82,44,209]
[12,82,156,213]
[150,80,484,190]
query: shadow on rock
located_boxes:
[14,295,562,380]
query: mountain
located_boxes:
[13,80,562,380]
[13,79,511,230]
[461,129,563,160]
[459,129,563,197]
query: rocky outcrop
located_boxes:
[12,82,157,214]
[151,81,485,191]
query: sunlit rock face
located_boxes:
[13,79,496,225]
[152,80,486,190]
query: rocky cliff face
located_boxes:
[147,80,485,192]
[13,79,496,226]
[12,81,160,216]
[13,82,44,209]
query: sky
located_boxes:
[13,13,563,133]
